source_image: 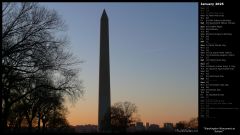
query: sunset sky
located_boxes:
[41,2,198,127]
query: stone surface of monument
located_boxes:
[98,9,111,132]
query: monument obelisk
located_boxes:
[98,9,111,132]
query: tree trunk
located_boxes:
[24,110,33,132]
[2,99,10,132]
[42,121,46,133]
[38,112,41,132]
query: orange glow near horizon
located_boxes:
[65,98,98,126]
[67,107,197,127]
[65,96,198,127]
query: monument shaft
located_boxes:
[98,9,111,132]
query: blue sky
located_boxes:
[41,2,198,126]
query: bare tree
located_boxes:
[187,117,198,129]
[175,121,188,129]
[175,117,198,129]
[110,101,138,132]
[2,2,83,131]
[46,104,69,129]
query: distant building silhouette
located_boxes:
[164,123,174,132]
[146,122,149,129]
[98,9,111,132]
[148,124,160,132]
[135,122,145,132]
[164,123,173,129]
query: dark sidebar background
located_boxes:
[199,0,239,134]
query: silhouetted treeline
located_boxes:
[2,2,83,133]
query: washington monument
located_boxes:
[98,9,111,132]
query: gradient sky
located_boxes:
[40,2,198,127]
